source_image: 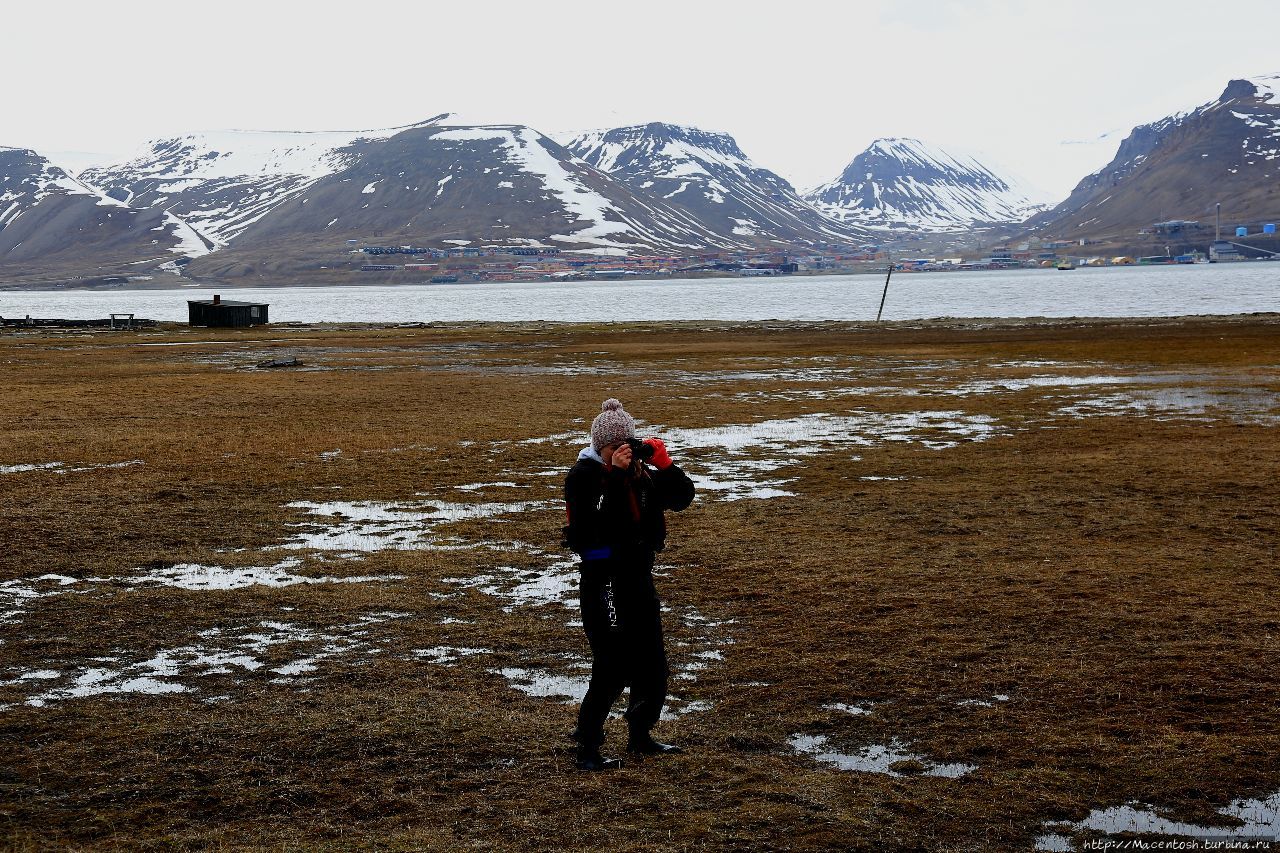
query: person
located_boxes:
[562,399,696,771]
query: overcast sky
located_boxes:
[3,0,1274,201]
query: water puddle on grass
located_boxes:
[1,613,410,710]
[789,734,976,778]
[1056,386,1280,425]
[1034,790,1280,851]
[941,375,1135,396]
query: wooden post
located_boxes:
[876,265,894,322]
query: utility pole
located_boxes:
[1215,202,1221,242]
[876,263,893,322]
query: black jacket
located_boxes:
[563,451,695,561]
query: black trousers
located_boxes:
[575,555,669,746]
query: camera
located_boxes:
[626,437,655,462]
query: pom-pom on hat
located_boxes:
[591,398,637,453]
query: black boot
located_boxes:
[576,744,623,771]
[626,732,683,755]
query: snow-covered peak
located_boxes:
[99,115,448,184]
[0,147,125,219]
[861,138,1012,187]
[79,116,448,249]
[806,138,1052,232]
[562,122,864,247]
[563,122,769,185]
[1246,72,1280,103]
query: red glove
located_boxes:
[643,437,673,470]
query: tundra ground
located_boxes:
[2,316,1278,851]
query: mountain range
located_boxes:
[3,72,1277,284]
[562,123,867,247]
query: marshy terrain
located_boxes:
[2,315,1279,851]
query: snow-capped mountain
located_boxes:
[172,123,739,278]
[0,146,201,274]
[563,123,866,247]
[1022,74,1280,243]
[81,116,451,250]
[806,138,1053,232]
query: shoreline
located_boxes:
[0,266,895,293]
[4,313,1279,337]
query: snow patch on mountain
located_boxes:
[1229,74,1280,161]
[433,126,633,246]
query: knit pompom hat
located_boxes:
[590,398,637,453]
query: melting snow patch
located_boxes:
[659,411,997,500]
[0,460,143,475]
[5,613,410,708]
[661,698,713,719]
[444,556,580,612]
[495,666,589,703]
[414,646,490,665]
[1,575,81,623]
[132,558,404,590]
[789,734,975,778]
[1035,790,1280,850]
[276,499,548,552]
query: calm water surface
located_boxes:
[1,264,1276,323]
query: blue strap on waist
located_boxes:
[582,546,613,562]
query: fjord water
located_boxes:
[1,264,1276,323]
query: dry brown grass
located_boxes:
[1,316,1278,851]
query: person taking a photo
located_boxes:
[562,398,696,771]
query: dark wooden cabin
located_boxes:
[187,294,269,328]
